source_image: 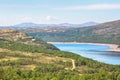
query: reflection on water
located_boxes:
[53,43,120,65]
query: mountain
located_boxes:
[14,22,98,33]
[0,21,99,29]
[58,23,76,27]
[27,20,120,44]
[12,22,54,28]
[13,22,39,28]
[58,22,98,27]
[79,22,98,27]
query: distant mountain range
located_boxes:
[79,22,99,27]
[27,20,120,44]
[2,20,120,44]
[0,22,99,28]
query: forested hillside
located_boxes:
[0,29,120,80]
[27,20,120,44]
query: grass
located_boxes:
[0,48,73,70]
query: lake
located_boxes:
[52,43,120,65]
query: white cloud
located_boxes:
[56,4,120,10]
[38,16,62,24]
[45,16,59,21]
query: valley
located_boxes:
[0,0,120,79]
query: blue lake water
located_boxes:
[52,43,120,65]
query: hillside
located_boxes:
[0,29,58,50]
[0,29,28,41]
[27,20,120,44]
[0,29,120,79]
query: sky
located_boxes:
[0,0,120,26]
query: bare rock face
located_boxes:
[0,29,32,41]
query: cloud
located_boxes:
[45,16,59,21]
[39,16,62,24]
[55,4,120,10]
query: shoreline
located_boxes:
[47,42,120,52]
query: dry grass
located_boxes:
[0,48,74,70]
[21,64,36,70]
[0,56,19,62]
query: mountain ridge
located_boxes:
[0,21,99,28]
[27,20,120,44]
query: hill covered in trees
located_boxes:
[27,20,120,45]
[0,29,120,80]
